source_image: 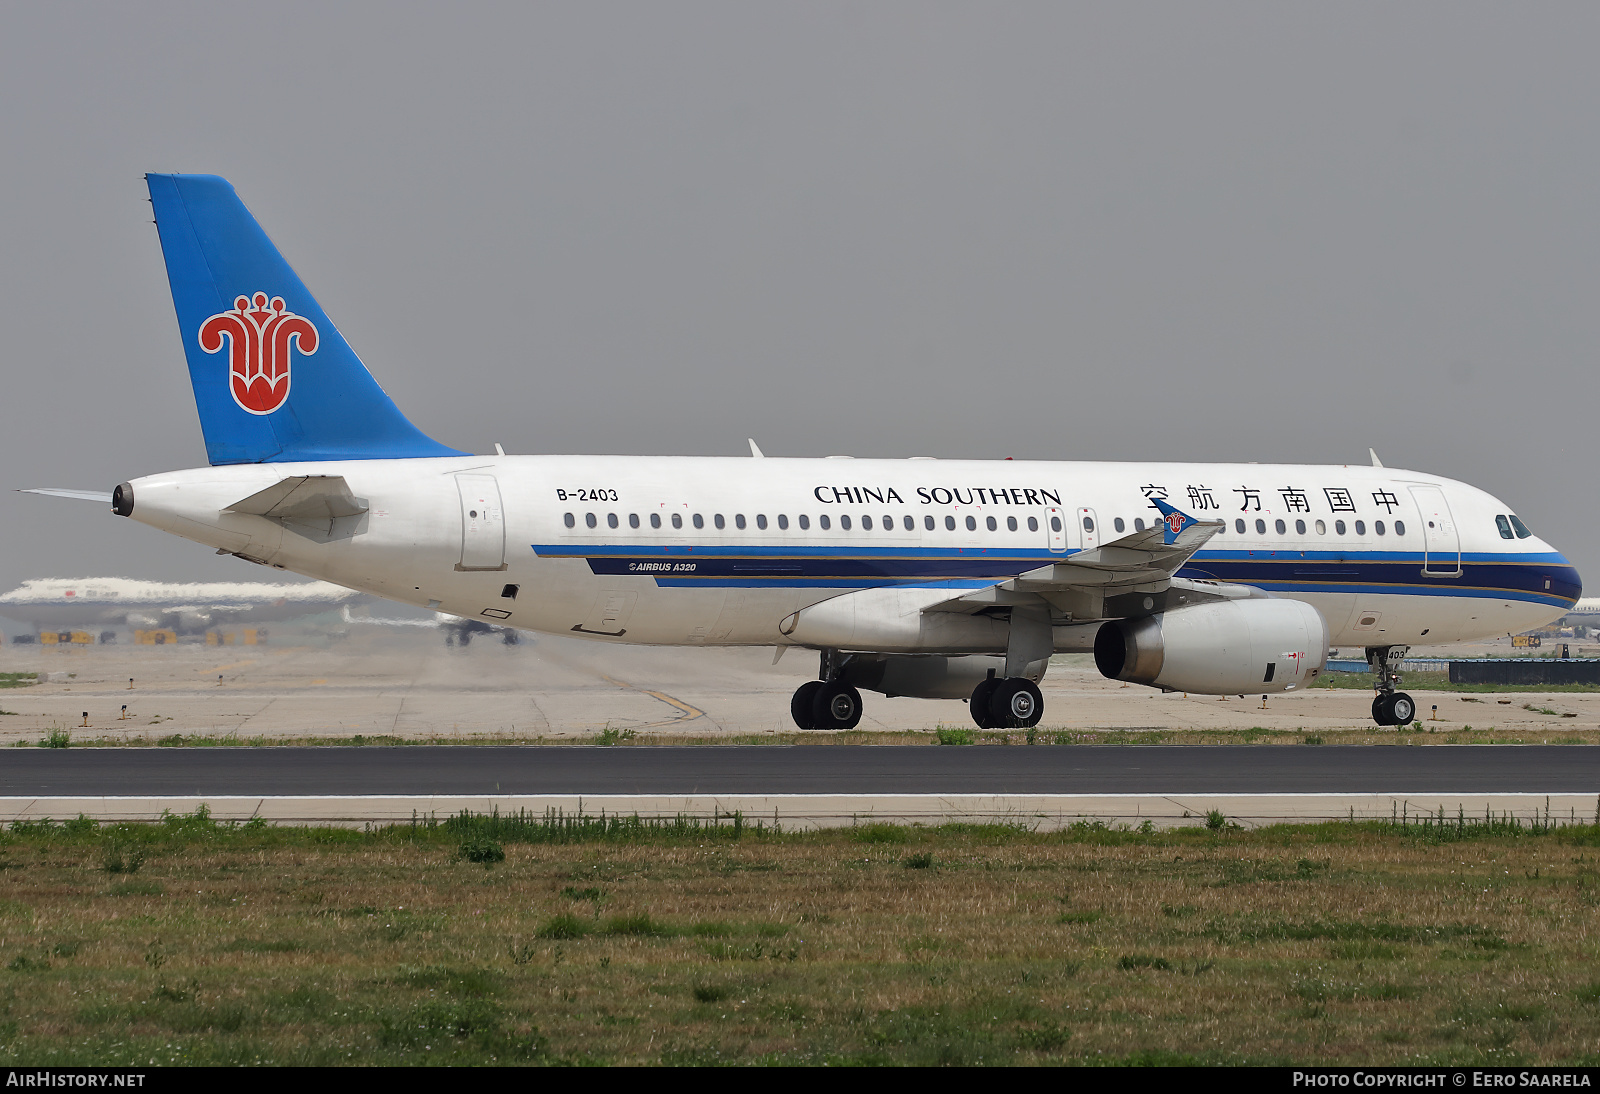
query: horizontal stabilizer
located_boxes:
[225,476,367,522]
[18,488,113,504]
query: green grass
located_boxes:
[0,673,36,689]
[0,807,1598,1064]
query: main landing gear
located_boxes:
[790,679,863,730]
[968,673,1044,729]
[1366,645,1416,726]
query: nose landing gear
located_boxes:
[1366,645,1416,726]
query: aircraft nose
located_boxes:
[1543,551,1582,605]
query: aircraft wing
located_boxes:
[926,498,1232,621]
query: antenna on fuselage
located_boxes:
[1369,448,1384,468]
[748,439,765,458]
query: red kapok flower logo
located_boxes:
[199,292,318,415]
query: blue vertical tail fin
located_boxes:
[146,173,464,464]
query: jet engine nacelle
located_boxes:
[1094,598,1328,695]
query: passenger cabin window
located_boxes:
[1394,520,1405,536]
[607,513,618,529]
[1354,520,1365,535]
[861,515,872,530]
[947,516,958,531]
[1496,515,1514,539]
[693,514,704,529]
[1509,515,1533,539]
[1315,520,1325,535]
[1294,519,1306,535]
[1007,516,1018,532]
[564,512,575,528]
[1274,519,1286,534]
[1083,517,1094,532]
[713,514,725,530]
[924,515,935,531]
[798,515,809,530]
[819,515,831,530]
[1114,518,1125,533]
[735,514,746,530]
[672,514,683,529]
[1235,519,1245,534]
[904,515,915,531]
[629,513,640,529]
[586,513,597,529]
[965,516,976,531]
[1255,519,1267,534]
[986,516,997,531]
[1134,518,1145,531]
[1050,517,1061,532]
[756,514,767,530]
[840,515,852,530]
[1334,520,1346,535]
[1375,521,1386,535]
[651,513,662,529]
[1027,516,1038,532]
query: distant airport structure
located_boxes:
[0,578,366,642]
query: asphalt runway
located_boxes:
[4,744,1597,797]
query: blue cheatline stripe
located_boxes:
[527,543,1579,605]
[531,542,1571,566]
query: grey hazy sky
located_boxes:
[1,3,1596,596]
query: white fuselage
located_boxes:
[119,455,1580,652]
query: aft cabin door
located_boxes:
[1409,486,1461,577]
[456,474,507,571]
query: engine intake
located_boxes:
[1094,598,1328,694]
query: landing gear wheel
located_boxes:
[969,677,1000,729]
[791,680,824,730]
[991,678,1044,728]
[1391,692,1415,725]
[811,680,863,730]
[1371,691,1417,727]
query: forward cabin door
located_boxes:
[456,474,507,571]
[1408,485,1461,577]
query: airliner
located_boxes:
[25,175,1582,730]
[0,576,364,638]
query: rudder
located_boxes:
[146,173,464,464]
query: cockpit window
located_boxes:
[1495,515,1513,540]
[1508,514,1533,539]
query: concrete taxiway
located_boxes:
[3,629,1596,828]
[2,628,1598,742]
